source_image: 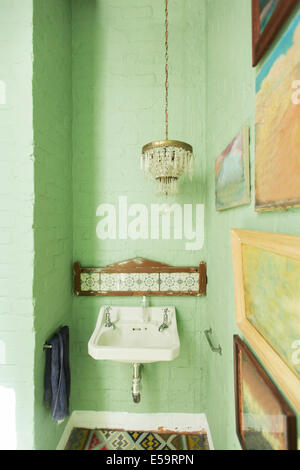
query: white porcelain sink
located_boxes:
[88,306,180,363]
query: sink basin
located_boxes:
[88,306,180,363]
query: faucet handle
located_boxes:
[158,308,169,332]
[104,306,115,329]
[162,308,169,325]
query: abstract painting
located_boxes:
[255,10,300,211]
[242,244,300,380]
[234,336,297,450]
[215,127,250,211]
[231,229,300,412]
[259,0,280,33]
[252,0,299,66]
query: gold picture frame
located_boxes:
[231,229,300,412]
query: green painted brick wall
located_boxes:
[2,0,299,451]
[32,0,73,450]
[71,0,208,415]
[205,0,300,450]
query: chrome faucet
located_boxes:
[141,296,149,323]
[104,306,115,329]
[158,308,169,332]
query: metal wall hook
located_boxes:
[204,328,222,355]
[43,324,66,351]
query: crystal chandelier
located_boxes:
[141,0,194,196]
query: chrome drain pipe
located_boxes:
[132,363,142,403]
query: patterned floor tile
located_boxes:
[186,434,210,450]
[168,433,185,450]
[128,431,142,442]
[85,430,107,450]
[65,428,210,451]
[64,428,90,450]
[140,432,161,450]
[109,431,133,450]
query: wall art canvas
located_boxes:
[255,10,300,211]
[242,244,300,380]
[231,229,300,412]
[252,0,299,66]
[215,127,250,211]
[234,335,297,450]
[259,0,281,33]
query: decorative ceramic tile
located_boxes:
[64,428,90,450]
[140,432,161,450]
[80,270,199,293]
[118,273,159,292]
[108,431,133,450]
[99,273,120,292]
[85,430,107,450]
[80,273,100,291]
[75,259,206,297]
[159,272,199,292]
[71,428,210,451]
[186,434,210,450]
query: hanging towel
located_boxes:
[44,325,71,421]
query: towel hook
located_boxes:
[43,324,66,351]
[204,328,222,355]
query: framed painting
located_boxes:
[252,0,299,66]
[231,229,300,412]
[234,335,297,450]
[255,10,300,211]
[215,127,250,211]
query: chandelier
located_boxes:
[141,0,194,196]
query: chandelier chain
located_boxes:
[165,0,169,140]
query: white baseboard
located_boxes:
[57,411,214,450]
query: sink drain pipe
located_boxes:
[132,363,142,403]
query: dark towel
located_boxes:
[44,326,71,421]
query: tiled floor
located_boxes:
[65,427,210,450]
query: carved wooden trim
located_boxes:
[73,258,207,297]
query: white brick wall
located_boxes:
[0,0,35,450]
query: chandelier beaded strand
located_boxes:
[141,0,194,196]
[165,0,168,141]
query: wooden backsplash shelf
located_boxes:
[73,258,207,297]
